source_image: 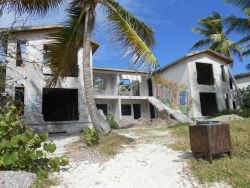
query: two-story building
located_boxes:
[2,25,238,133]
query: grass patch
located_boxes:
[98,132,134,156]
[167,123,190,151]
[32,177,61,188]
[168,120,250,188]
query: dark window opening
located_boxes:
[121,104,132,116]
[225,94,230,109]
[196,63,214,85]
[221,65,226,81]
[42,88,79,121]
[0,64,6,92]
[14,87,24,115]
[233,102,237,110]
[16,40,26,66]
[149,104,155,119]
[132,81,140,96]
[199,93,218,116]
[229,78,234,89]
[133,104,141,119]
[147,79,153,96]
[96,104,108,115]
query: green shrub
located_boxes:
[0,105,69,178]
[240,86,250,108]
[106,114,118,129]
[83,128,100,146]
[214,108,250,118]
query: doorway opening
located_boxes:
[199,92,218,116]
[14,87,24,115]
[196,63,214,85]
[42,88,79,121]
[133,104,141,119]
[147,79,153,96]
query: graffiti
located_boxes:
[26,94,41,113]
[155,75,192,115]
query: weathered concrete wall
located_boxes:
[187,53,233,118]
[5,31,92,133]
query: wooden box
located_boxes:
[189,123,232,163]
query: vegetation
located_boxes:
[214,108,250,118]
[83,128,100,146]
[106,114,118,129]
[0,105,69,178]
[98,132,134,156]
[240,86,250,108]
[191,11,242,59]
[168,120,250,188]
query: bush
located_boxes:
[240,86,250,108]
[0,105,69,178]
[106,114,118,129]
[83,128,100,146]
[214,108,250,118]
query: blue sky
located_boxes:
[0,0,249,74]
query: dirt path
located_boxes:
[50,127,225,188]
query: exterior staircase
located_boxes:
[147,97,193,123]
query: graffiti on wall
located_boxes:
[155,75,192,115]
[26,94,41,113]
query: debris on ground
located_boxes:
[209,114,244,123]
[0,171,36,188]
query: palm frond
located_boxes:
[224,15,250,34]
[225,0,250,10]
[237,35,250,44]
[0,0,64,15]
[192,28,210,36]
[190,39,212,50]
[47,1,87,85]
[101,0,157,71]
[103,0,155,47]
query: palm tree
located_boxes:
[191,12,242,59]
[1,0,158,133]
[224,1,250,56]
[192,11,245,108]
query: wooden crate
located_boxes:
[189,124,232,163]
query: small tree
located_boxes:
[240,86,250,108]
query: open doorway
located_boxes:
[196,63,214,85]
[133,104,141,119]
[199,92,218,116]
[96,104,108,115]
[42,88,79,121]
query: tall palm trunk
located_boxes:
[82,4,110,133]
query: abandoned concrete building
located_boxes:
[2,25,239,133]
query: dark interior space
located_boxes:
[133,104,141,119]
[196,63,214,85]
[149,104,155,119]
[14,87,24,115]
[96,104,108,115]
[42,88,79,121]
[225,94,230,109]
[121,104,132,116]
[199,92,218,116]
[147,79,153,96]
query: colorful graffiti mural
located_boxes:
[155,75,192,115]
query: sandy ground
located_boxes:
[50,127,229,188]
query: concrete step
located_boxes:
[147,97,192,123]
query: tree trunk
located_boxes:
[82,4,110,134]
[228,67,245,109]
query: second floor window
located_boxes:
[93,76,106,90]
[16,40,26,66]
[221,65,226,81]
[196,62,214,85]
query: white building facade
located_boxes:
[2,25,238,133]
